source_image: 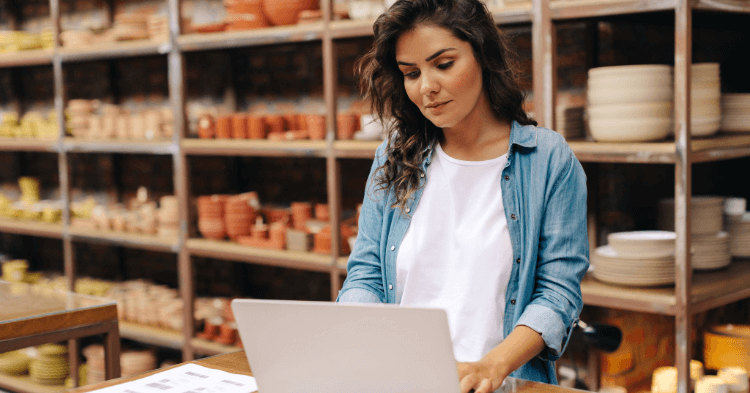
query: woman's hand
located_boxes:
[457,360,507,393]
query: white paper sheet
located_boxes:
[91,363,258,393]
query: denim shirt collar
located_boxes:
[420,120,537,169]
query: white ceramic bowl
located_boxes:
[587,102,672,119]
[588,64,672,78]
[588,117,671,142]
[608,231,676,258]
[588,86,673,106]
[691,116,722,137]
[588,73,672,90]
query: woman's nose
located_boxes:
[420,72,439,96]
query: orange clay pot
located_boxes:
[216,116,232,139]
[247,116,266,139]
[262,0,319,26]
[306,114,325,140]
[231,114,248,139]
[336,113,357,140]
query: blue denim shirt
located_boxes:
[337,121,589,385]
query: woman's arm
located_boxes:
[457,325,546,393]
[337,141,390,303]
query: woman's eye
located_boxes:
[405,71,420,79]
[437,61,454,70]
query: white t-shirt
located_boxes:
[396,143,514,362]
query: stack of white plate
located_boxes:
[555,106,585,139]
[721,94,750,132]
[690,63,722,137]
[726,213,750,257]
[586,65,673,142]
[658,196,725,235]
[692,231,732,270]
[592,231,676,286]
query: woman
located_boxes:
[337,1,589,392]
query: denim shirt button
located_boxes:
[389,285,393,290]
[511,214,517,220]
[390,246,395,251]
[516,258,521,264]
[405,207,410,213]
[504,175,510,180]
[420,173,425,178]
[510,299,516,305]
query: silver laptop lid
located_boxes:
[231,299,461,393]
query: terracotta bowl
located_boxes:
[306,114,326,140]
[262,0,319,26]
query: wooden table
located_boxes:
[0,280,121,390]
[71,350,586,393]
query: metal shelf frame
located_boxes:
[0,0,746,378]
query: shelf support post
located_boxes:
[674,1,693,393]
[532,0,556,128]
[168,0,195,362]
[323,0,343,300]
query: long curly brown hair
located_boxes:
[356,0,536,214]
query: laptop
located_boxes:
[231,299,461,393]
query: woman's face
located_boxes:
[395,24,485,130]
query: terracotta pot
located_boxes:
[306,115,325,140]
[297,113,308,131]
[291,202,313,230]
[198,114,215,139]
[265,115,285,134]
[226,14,269,31]
[247,116,266,139]
[262,0,319,26]
[315,203,329,221]
[231,114,248,139]
[216,116,232,139]
[283,113,298,131]
[337,113,357,140]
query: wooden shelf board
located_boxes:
[490,4,534,24]
[329,19,376,39]
[0,219,63,239]
[0,373,68,393]
[0,49,53,68]
[68,227,179,253]
[119,321,184,349]
[332,140,382,159]
[191,338,239,356]
[567,134,750,163]
[58,40,169,62]
[0,139,57,152]
[582,259,750,315]
[63,138,175,154]
[182,138,327,157]
[178,23,324,52]
[694,0,750,13]
[550,0,676,20]
[186,238,334,272]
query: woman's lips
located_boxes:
[427,101,450,111]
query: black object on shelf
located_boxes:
[576,320,622,353]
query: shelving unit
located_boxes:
[0,0,748,386]
[0,373,68,393]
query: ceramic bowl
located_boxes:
[588,117,671,142]
[588,64,672,78]
[587,101,672,119]
[587,86,673,106]
[608,230,676,258]
[587,72,672,90]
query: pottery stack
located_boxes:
[225,193,259,240]
[198,195,228,240]
[158,196,180,238]
[29,344,69,386]
[724,198,750,258]
[66,99,96,138]
[586,65,673,142]
[591,231,676,287]
[689,63,722,137]
[225,0,270,31]
[147,15,170,41]
[721,94,750,132]
[262,0,320,26]
[196,112,328,140]
[113,14,150,41]
[84,345,157,384]
[658,196,731,270]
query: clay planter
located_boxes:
[262,0,319,26]
[199,219,226,240]
[215,116,232,139]
[197,318,221,340]
[337,113,357,140]
[231,114,248,139]
[291,202,313,230]
[215,322,238,345]
[247,116,266,139]
[315,203,329,221]
[226,14,268,31]
[198,114,215,139]
[297,114,308,131]
[265,115,285,134]
[314,224,355,254]
[306,114,326,140]
[283,113,298,131]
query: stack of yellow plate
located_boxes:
[2,260,29,282]
[30,344,69,386]
[0,350,30,375]
[591,245,675,287]
[19,177,40,206]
